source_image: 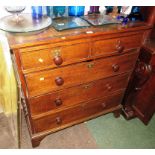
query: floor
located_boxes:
[0,113,98,149]
[0,113,17,148]
[87,113,155,149]
[0,112,155,149]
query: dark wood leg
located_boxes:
[113,109,121,118]
[121,105,136,120]
[31,136,46,148]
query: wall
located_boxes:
[0,103,3,113]
[0,6,31,18]
[0,36,18,141]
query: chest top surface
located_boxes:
[6,21,152,50]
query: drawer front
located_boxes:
[92,34,143,57]
[25,52,138,97]
[20,42,90,72]
[32,92,123,133]
[29,73,129,115]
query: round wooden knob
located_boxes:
[112,64,120,72]
[116,45,124,53]
[54,98,62,106]
[55,77,64,86]
[53,56,63,66]
[56,117,62,125]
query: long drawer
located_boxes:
[25,53,138,97]
[20,42,90,73]
[25,52,138,97]
[29,73,129,116]
[92,34,143,57]
[32,92,123,133]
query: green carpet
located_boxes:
[86,113,155,149]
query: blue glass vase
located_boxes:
[53,6,66,17]
[68,6,85,16]
[46,6,53,17]
[31,6,43,19]
[88,6,100,14]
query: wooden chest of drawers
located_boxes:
[7,22,152,147]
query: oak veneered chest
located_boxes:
[7,22,152,147]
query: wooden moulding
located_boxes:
[31,105,122,148]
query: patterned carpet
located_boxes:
[87,113,155,149]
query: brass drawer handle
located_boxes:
[52,49,63,66]
[135,87,141,91]
[54,98,63,106]
[83,83,93,89]
[53,49,61,57]
[56,117,62,125]
[112,64,120,72]
[87,63,94,69]
[101,102,106,108]
[116,45,124,53]
[106,84,112,91]
[116,40,124,53]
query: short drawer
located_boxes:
[25,52,138,97]
[29,73,129,116]
[20,42,90,72]
[92,34,143,57]
[32,92,123,133]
